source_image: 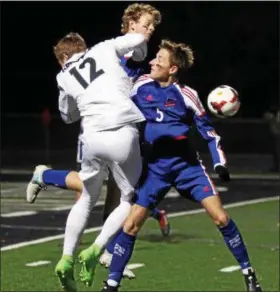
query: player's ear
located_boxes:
[129,20,136,32]
[59,53,69,67]
[169,65,178,76]
[63,53,69,62]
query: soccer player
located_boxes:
[99,40,263,292]
[27,3,169,244]
[75,4,169,238]
[50,30,150,291]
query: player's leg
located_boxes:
[201,195,262,291]
[104,199,170,263]
[55,147,106,291]
[176,162,262,292]
[99,170,139,280]
[26,133,84,204]
[99,171,122,266]
[102,167,171,291]
[102,203,149,291]
[150,208,170,236]
[103,170,121,222]
[100,170,168,279]
[26,166,83,203]
[75,137,83,201]
[78,125,142,287]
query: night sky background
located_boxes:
[1,1,279,118]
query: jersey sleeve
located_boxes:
[120,54,144,82]
[130,75,152,99]
[178,85,227,168]
[57,75,81,124]
[110,34,147,60]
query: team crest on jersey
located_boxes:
[164,97,176,107]
[146,94,153,101]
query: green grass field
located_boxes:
[1,200,279,291]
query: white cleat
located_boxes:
[99,250,112,268]
[26,165,49,204]
[99,250,136,279]
[123,267,136,279]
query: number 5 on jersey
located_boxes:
[70,57,104,89]
[156,108,164,122]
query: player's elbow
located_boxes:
[131,33,146,45]
[60,112,73,124]
[132,43,147,61]
[64,119,74,124]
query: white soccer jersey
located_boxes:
[57,33,146,131]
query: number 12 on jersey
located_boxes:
[70,57,104,89]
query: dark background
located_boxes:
[1,1,279,116]
[1,1,279,169]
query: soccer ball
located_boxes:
[207,85,240,118]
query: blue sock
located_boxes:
[108,231,136,285]
[150,208,161,220]
[42,170,70,189]
[107,229,122,254]
[219,218,251,270]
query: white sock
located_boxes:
[242,267,253,275]
[94,200,131,249]
[107,280,119,287]
[63,188,94,256]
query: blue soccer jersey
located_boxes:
[130,75,227,209]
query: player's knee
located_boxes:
[213,211,229,227]
[123,216,141,235]
[123,205,148,235]
[75,191,81,201]
[66,171,83,193]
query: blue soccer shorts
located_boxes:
[133,160,218,210]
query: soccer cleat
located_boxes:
[158,210,171,237]
[99,249,112,268]
[26,165,49,203]
[244,269,263,292]
[78,244,101,287]
[99,250,135,279]
[55,256,77,292]
[123,267,136,279]
[100,281,119,292]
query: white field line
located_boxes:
[167,196,279,218]
[1,187,228,217]
[25,260,52,267]
[1,170,279,179]
[126,263,145,270]
[0,201,106,217]
[1,224,65,231]
[1,196,279,252]
[219,265,241,273]
[1,211,38,218]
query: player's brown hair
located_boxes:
[159,39,194,78]
[53,32,87,64]
[121,3,161,34]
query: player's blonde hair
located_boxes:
[121,3,161,34]
[53,32,87,64]
[159,39,194,78]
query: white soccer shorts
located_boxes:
[79,124,142,203]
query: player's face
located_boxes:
[149,48,178,81]
[129,13,156,41]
